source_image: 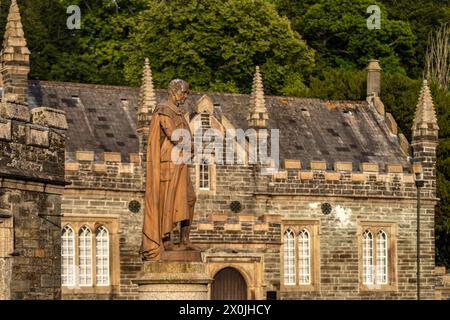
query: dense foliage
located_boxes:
[0,0,448,266]
[123,0,315,95]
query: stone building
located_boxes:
[435,267,450,300]
[0,1,442,300]
[0,0,67,300]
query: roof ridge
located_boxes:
[28,80,367,105]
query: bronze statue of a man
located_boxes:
[140,79,197,261]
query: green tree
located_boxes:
[55,0,148,85]
[433,84,450,268]
[306,68,366,100]
[437,139,450,268]
[124,0,315,94]
[303,0,416,75]
[269,0,317,33]
[0,0,76,81]
[379,0,450,78]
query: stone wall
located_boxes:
[435,267,450,300]
[0,103,66,300]
[0,258,12,299]
[62,152,144,300]
[61,154,436,300]
[191,161,435,300]
[0,187,63,299]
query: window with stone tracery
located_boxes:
[282,221,319,290]
[61,223,112,288]
[359,223,396,290]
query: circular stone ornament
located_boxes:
[230,201,243,213]
[128,200,141,213]
[321,203,332,215]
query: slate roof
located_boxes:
[28,80,409,169]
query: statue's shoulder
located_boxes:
[155,101,176,117]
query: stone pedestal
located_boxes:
[134,252,212,300]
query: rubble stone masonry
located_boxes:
[61,155,436,299]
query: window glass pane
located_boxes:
[61,226,75,286]
[376,231,388,285]
[363,231,374,285]
[200,159,209,190]
[78,226,92,286]
[284,229,296,285]
[298,230,311,285]
[96,226,110,286]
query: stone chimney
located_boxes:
[366,59,382,98]
[0,0,30,105]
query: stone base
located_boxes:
[161,249,202,262]
[134,260,212,300]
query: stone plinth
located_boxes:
[161,249,202,262]
[134,257,212,300]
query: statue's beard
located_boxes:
[176,99,186,107]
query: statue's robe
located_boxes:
[140,101,196,261]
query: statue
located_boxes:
[140,79,197,261]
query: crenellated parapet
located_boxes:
[190,213,280,244]
[263,159,428,199]
[0,102,67,184]
[65,151,143,191]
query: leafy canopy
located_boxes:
[124,0,315,95]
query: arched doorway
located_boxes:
[211,267,247,300]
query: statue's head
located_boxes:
[168,79,189,106]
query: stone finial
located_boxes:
[412,79,439,138]
[366,59,382,98]
[248,66,269,128]
[0,0,30,105]
[138,58,156,119]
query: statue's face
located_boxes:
[177,90,189,105]
[171,89,189,106]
